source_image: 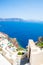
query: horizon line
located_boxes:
[0,18,43,22]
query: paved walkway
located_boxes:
[20,57,29,65]
[0,54,29,65]
[0,54,11,65]
[16,55,29,65]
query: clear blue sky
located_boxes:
[0,0,43,20]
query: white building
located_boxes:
[0,38,17,65]
[0,54,11,65]
[29,39,43,65]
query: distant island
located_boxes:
[0,18,43,23]
[0,18,24,22]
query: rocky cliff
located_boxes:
[0,32,19,48]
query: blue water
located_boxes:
[0,21,43,48]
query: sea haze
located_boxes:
[0,21,43,48]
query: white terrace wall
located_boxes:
[29,39,43,65]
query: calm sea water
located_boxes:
[0,21,43,48]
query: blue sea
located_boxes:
[0,21,43,48]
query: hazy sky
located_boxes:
[0,0,43,20]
